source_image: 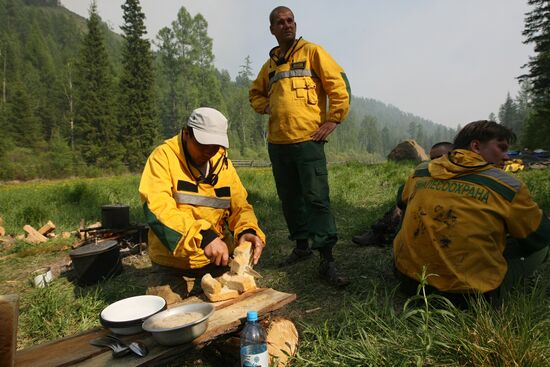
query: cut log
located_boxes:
[206,317,298,367]
[61,232,71,239]
[15,234,25,241]
[0,294,19,367]
[38,221,56,236]
[266,317,299,367]
[23,225,48,244]
[0,226,5,236]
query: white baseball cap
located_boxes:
[187,107,229,148]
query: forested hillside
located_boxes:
[0,0,464,180]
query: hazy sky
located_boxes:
[60,0,532,128]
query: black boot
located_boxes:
[319,259,350,288]
[278,241,313,267]
[352,230,386,246]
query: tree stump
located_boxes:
[267,317,299,367]
[205,317,298,367]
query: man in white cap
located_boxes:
[139,107,266,304]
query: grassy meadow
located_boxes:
[1,162,550,366]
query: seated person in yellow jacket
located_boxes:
[352,142,453,247]
[139,107,266,305]
[393,120,550,305]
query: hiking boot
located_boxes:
[352,230,386,247]
[277,248,313,267]
[319,260,350,288]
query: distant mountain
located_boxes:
[349,96,456,152]
[0,0,456,180]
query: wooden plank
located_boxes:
[193,288,296,345]
[38,221,56,236]
[15,288,296,367]
[15,328,109,367]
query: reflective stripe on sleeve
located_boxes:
[174,193,230,209]
[268,69,317,90]
[478,168,522,191]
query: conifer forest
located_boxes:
[0,0,548,181]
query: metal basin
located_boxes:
[142,303,215,346]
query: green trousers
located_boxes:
[497,240,549,295]
[268,141,337,250]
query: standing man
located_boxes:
[250,6,351,287]
[139,107,266,305]
[393,121,550,304]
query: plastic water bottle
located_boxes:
[240,310,269,367]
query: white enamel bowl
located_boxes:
[100,295,167,335]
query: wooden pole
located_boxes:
[0,294,19,367]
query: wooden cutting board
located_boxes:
[15,288,296,367]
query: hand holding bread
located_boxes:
[201,241,262,302]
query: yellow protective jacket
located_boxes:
[249,38,351,144]
[393,149,550,293]
[139,133,266,270]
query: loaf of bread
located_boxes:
[230,241,253,275]
[201,274,239,302]
[219,272,257,292]
[201,241,260,302]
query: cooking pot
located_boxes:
[69,240,122,285]
[101,204,130,229]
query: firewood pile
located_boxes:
[0,219,74,253]
[0,216,148,257]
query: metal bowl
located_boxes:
[142,303,215,346]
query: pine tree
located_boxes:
[156,27,180,136]
[191,14,214,68]
[156,5,222,138]
[119,0,159,171]
[498,93,521,135]
[6,82,43,148]
[362,115,382,154]
[236,56,253,87]
[381,126,391,155]
[228,56,256,155]
[407,121,417,139]
[521,0,550,148]
[74,2,123,169]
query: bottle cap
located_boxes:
[246,310,258,322]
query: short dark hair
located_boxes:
[269,6,293,25]
[430,141,453,150]
[453,120,516,150]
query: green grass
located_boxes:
[1,163,550,366]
